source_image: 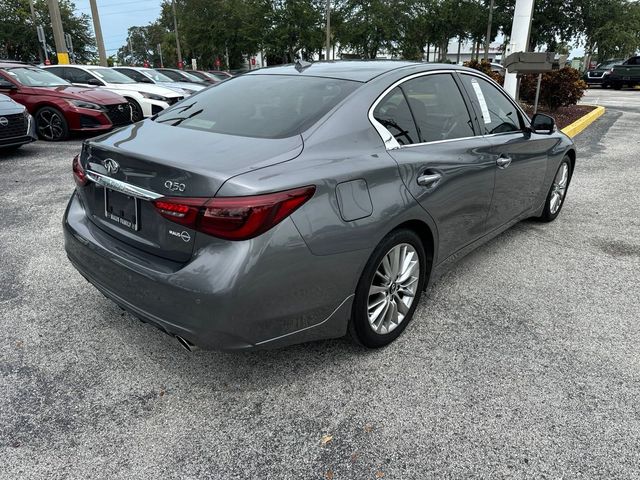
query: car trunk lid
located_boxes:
[78,120,303,262]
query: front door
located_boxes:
[458,73,550,231]
[372,72,495,261]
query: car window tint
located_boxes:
[401,73,475,142]
[373,87,419,146]
[71,68,96,84]
[461,75,522,134]
[154,74,360,139]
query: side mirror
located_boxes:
[0,79,17,89]
[531,113,556,134]
[87,78,102,86]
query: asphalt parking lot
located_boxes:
[1,88,639,479]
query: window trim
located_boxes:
[368,69,532,150]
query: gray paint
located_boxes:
[64,62,575,350]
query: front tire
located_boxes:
[35,106,68,141]
[350,229,427,348]
[127,99,144,122]
[538,157,572,222]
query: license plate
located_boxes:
[104,188,139,231]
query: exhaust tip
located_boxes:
[175,335,199,352]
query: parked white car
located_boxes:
[111,67,205,96]
[44,65,184,121]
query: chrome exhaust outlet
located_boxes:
[175,335,199,352]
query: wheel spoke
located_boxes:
[369,284,387,296]
[367,242,421,335]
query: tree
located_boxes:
[117,23,168,66]
[263,0,325,64]
[334,0,401,59]
[0,0,95,63]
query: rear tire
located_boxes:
[612,81,622,90]
[35,106,68,141]
[349,229,427,348]
[538,156,572,222]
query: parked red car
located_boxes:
[0,62,133,141]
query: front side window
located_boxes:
[460,74,523,134]
[401,73,475,142]
[154,74,359,139]
[70,68,97,84]
[373,87,419,146]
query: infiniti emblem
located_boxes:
[0,117,8,127]
[103,158,120,175]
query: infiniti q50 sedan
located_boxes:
[64,61,575,351]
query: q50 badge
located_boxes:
[164,180,186,192]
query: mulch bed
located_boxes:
[522,104,596,129]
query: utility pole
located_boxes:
[28,0,44,63]
[325,0,331,61]
[172,0,183,68]
[47,0,69,64]
[484,0,495,62]
[89,0,107,66]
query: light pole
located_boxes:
[325,0,331,61]
[503,0,535,98]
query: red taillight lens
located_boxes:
[72,154,88,186]
[152,186,316,241]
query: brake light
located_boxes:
[72,154,88,186]
[152,186,315,240]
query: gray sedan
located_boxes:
[63,61,575,351]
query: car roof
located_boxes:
[245,60,460,82]
[0,62,38,69]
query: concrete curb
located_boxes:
[561,105,606,138]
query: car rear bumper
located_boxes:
[63,191,358,350]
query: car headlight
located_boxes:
[140,92,169,101]
[68,99,103,110]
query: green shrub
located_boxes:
[464,59,504,85]
[519,68,587,111]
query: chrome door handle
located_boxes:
[496,156,512,168]
[417,173,442,187]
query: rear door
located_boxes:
[457,73,550,231]
[373,72,496,260]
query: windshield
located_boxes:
[596,61,620,69]
[154,74,360,139]
[179,71,202,82]
[142,69,174,82]
[4,67,69,87]
[88,68,135,84]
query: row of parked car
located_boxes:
[584,55,640,89]
[0,61,232,149]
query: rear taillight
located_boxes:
[152,186,315,241]
[72,154,88,186]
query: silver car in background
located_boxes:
[64,61,575,351]
[112,66,206,96]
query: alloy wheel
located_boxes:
[367,243,420,335]
[37,110,64,141]
[550,162,569,215]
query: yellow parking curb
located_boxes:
[561,105,606,138]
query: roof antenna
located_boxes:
[295,59,312,72]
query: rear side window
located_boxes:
[460,74,523,134]
[154,75,360,139]
[401,73,475,142]
[373,87,419,145]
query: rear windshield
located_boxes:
[153,74,360,138]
